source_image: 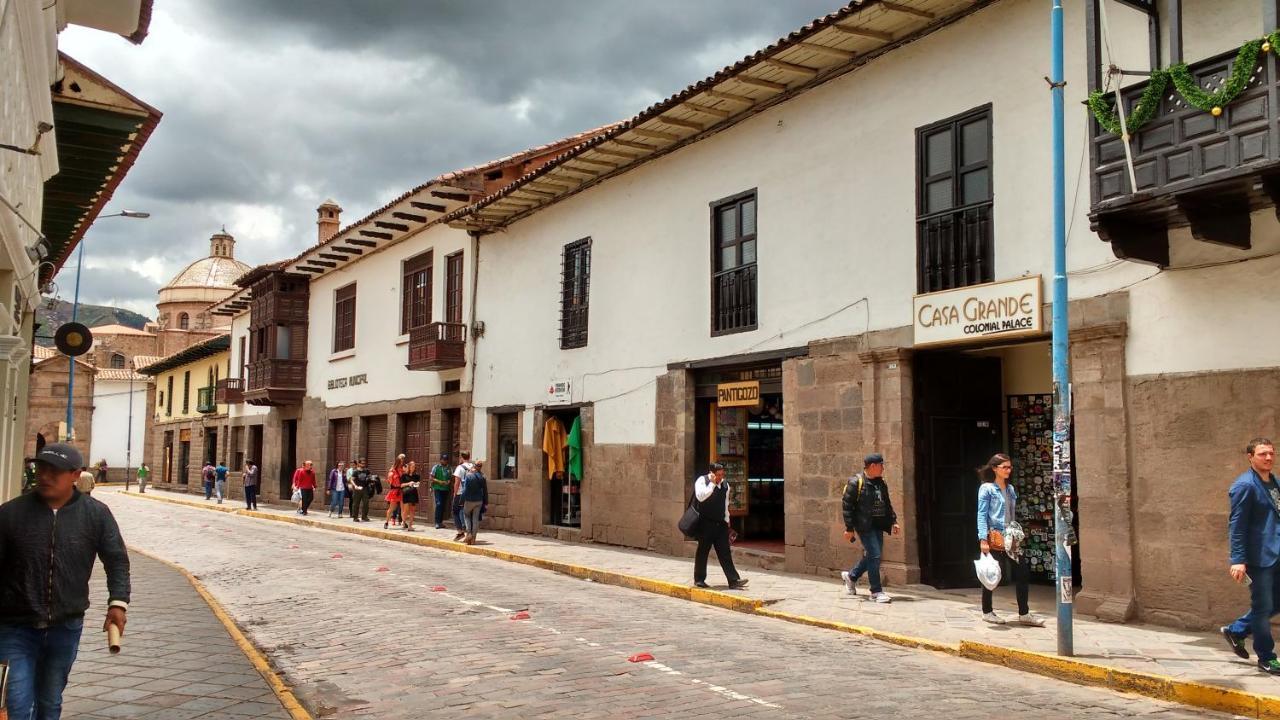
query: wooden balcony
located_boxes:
[215,377,244,405]
[406,322,467,371]
[1090,46,1280,266]
[243,358,307,406]
[196,387,217,414]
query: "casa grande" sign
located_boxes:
[913,276,1043,347]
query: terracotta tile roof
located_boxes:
[33,346,57,360]
[132,355,164,369]
[136,335,230,375]
[444,0,982,230]
[90,324,154,337]
[94,369,150,382]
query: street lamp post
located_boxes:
[63,210,149,444]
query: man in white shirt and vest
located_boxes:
[692,463,748,590]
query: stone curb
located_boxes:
[118,491,1280,718]
[126,545,314,720]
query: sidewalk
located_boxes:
[111,486,1280,714]
[62,549,296,720]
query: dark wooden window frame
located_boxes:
[710,188,759,337]
[445,251,464,325]
[182,371,190,414]
[166,375,173,416]
[559,238,591,349]
[915,104,994,293]
[400,251,433,335]
[333,283,356,353]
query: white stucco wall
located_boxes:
[89,378,148,469]
[305,222,474,409]
[469,0,1273,446]
[227,311,267,419]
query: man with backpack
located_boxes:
[201,462,216,500]
[840,453,901,604]
[429,453,453,529]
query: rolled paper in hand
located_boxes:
[107,625,122,654]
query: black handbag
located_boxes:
[677,488,702,538]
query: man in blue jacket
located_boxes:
[1222,438,1280,673]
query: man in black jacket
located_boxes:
[692,463,748,590]
[841,453,901,603]
[0,442,130,719]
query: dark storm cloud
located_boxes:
[56,0,845,310]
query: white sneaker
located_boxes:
[983,612,1006,625]
[1017,614,1046,627]
[872,592,892,604]
[840,571,856,596]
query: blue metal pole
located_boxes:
[1050,0,1074,656]
[65,239,85,441]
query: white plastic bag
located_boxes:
[291,488,302,502]
[974,552,1002,591]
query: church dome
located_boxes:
[157,230,251,307]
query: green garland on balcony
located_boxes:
[1089,30,1280,136]
[1087,70,1168,136]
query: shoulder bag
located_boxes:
[677,484,702,538]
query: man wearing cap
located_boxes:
[0,443,130,719]
[841,453,901,604]
[692,463,748,590]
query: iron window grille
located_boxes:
[560,238,591,349]
[916,105,994,294]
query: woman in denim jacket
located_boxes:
[976,453,1044,627]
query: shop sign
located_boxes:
[716,380,760,408]
[913,276,1042,347]
[327,373,368,390]
[547,378,572,405]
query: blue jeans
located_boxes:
[452,496,465,531]
[849,528,884,594]
[329,490,345,514]
[0,618,84,720]
[1227,562,1280,662]
[433,489,449,526]
[204,481,214,499]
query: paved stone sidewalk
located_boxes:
[114,486,1280,700]
[63,550,293,720]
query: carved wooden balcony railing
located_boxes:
[406,322,467,371]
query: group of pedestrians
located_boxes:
[201,460,229,503]
[309,452,488,543]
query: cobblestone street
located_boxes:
[97,492,1234,719]
[66,550,292,719]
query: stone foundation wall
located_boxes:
[1127,366,1279,630]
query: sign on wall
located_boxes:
[716,380,760,408]
[547,378,572,406]
[327,373,368,391]
[913,276,1043,347]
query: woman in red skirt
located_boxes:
[384,455,404,529]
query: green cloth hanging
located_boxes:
[567,416,583,483]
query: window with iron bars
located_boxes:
[711,190,758,335]
[916,105,993,294]
[560,238,591,349]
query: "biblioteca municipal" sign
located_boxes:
[327,373,368,390]
[913,276,1043,348]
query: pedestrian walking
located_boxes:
[327,461,347,518]
[384,455,405,529]
[692,463,748,590]
[391,454,406,526]
[0,443,130,720]
[840,453,900,603]
[452,452,474,541]
[242,460,260,510]
[1221,438,1280,673]
[346,461,357,518]
[460,460,488,545]
[75,466,95,496]
[349,460,372,522]
[401,460,421,531]
[976,453,1044,626]
[292,460,317,515]
[95,460,108,485]
[136,463,149,494]
[430,453,452,529]
[201,461,215,500]
[214,461,229,504]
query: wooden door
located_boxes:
[364,415,389,474]
[329,418,352,470]
[399,412,428,466]
[442,409,461,459]
[914,352,1002,588]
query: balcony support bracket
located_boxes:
[1174,192,1252,250]
[1093,214,1169,267]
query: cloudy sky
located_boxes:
[57,0,842,317]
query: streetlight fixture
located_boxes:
[64,210,150,442]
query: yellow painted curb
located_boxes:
[959,640,1280,718]
[128,546,314,720]
[121,491,1280,718]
